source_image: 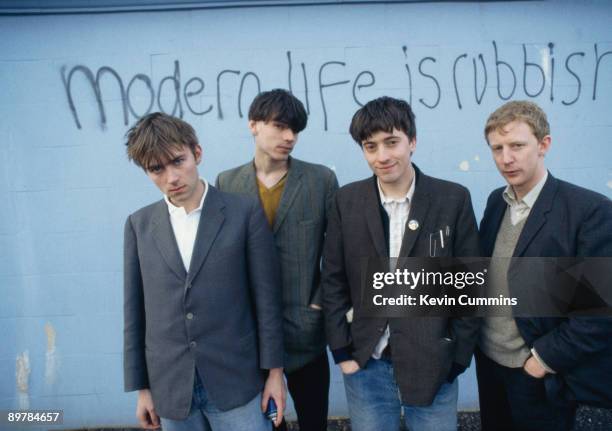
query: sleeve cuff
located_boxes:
[531,348,556,374]
[446,362,467,383]
[331,346,353,364]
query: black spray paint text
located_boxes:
[61,42,612,131]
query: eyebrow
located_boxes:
[364,136,398,144]
[490,140,527,147]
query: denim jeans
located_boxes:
[161,372,272,431]
[343,358,458,431]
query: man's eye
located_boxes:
[149,166,162,173]
[173,158,184,165]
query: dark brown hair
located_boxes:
[349,96,416,146]
[248,89,307,133]
[125,112,199,170]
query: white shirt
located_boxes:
[502,172,548,225]
[371,174,416,359]
[164,179,209,272]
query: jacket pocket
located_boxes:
[284,305,325,353]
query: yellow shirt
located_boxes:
[257,174,287,227]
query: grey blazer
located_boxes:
[322,166,480,406]
[216,157,339,372]
[123,186,283,420]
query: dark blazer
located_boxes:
[123,186,283,420]
[216,158,338,373]
[479,173,612,407]
[322,165,480,406]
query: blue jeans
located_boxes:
[161,372,271,431]
[343,358,458,431]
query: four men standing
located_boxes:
[123,95,611,430]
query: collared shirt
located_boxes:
[502,172,548,225]
[372,172,416,359]
[378,176,416,258]
[164,179,208,272]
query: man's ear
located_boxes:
[538,135,551,157]
[194,144,203,164]
[248,120,258,136]
[409,137,417,156]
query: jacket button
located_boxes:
[186,313,194,320]
[190,341,197,348]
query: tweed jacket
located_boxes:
[216,157,339,372]
[322,165,481,406]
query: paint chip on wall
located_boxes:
[459,161,470,171]
[16,351,30,410]
[45,322,58,386]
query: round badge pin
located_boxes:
[408,219,419,231]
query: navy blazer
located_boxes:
[479,173,612,407]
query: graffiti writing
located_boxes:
[60,41,612,131]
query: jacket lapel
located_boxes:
[482,195,507,257]
[363,176,388,257]
[151,201,187,281]
[399,167,429,257]
[187,186,226,283]
[513,173,557,257]
[272,158,303,234]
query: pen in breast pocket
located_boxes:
[439,230,444,249]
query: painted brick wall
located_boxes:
[1,0,610,428]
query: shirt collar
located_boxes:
[503,171,548,209]
[164,178,208,215]
[377,170,416,205]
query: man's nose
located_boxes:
[376,146,390,163]
[282,128,296,142]
[502,147,514,164]
[166,166,180,184]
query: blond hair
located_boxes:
[484,101,550,143]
